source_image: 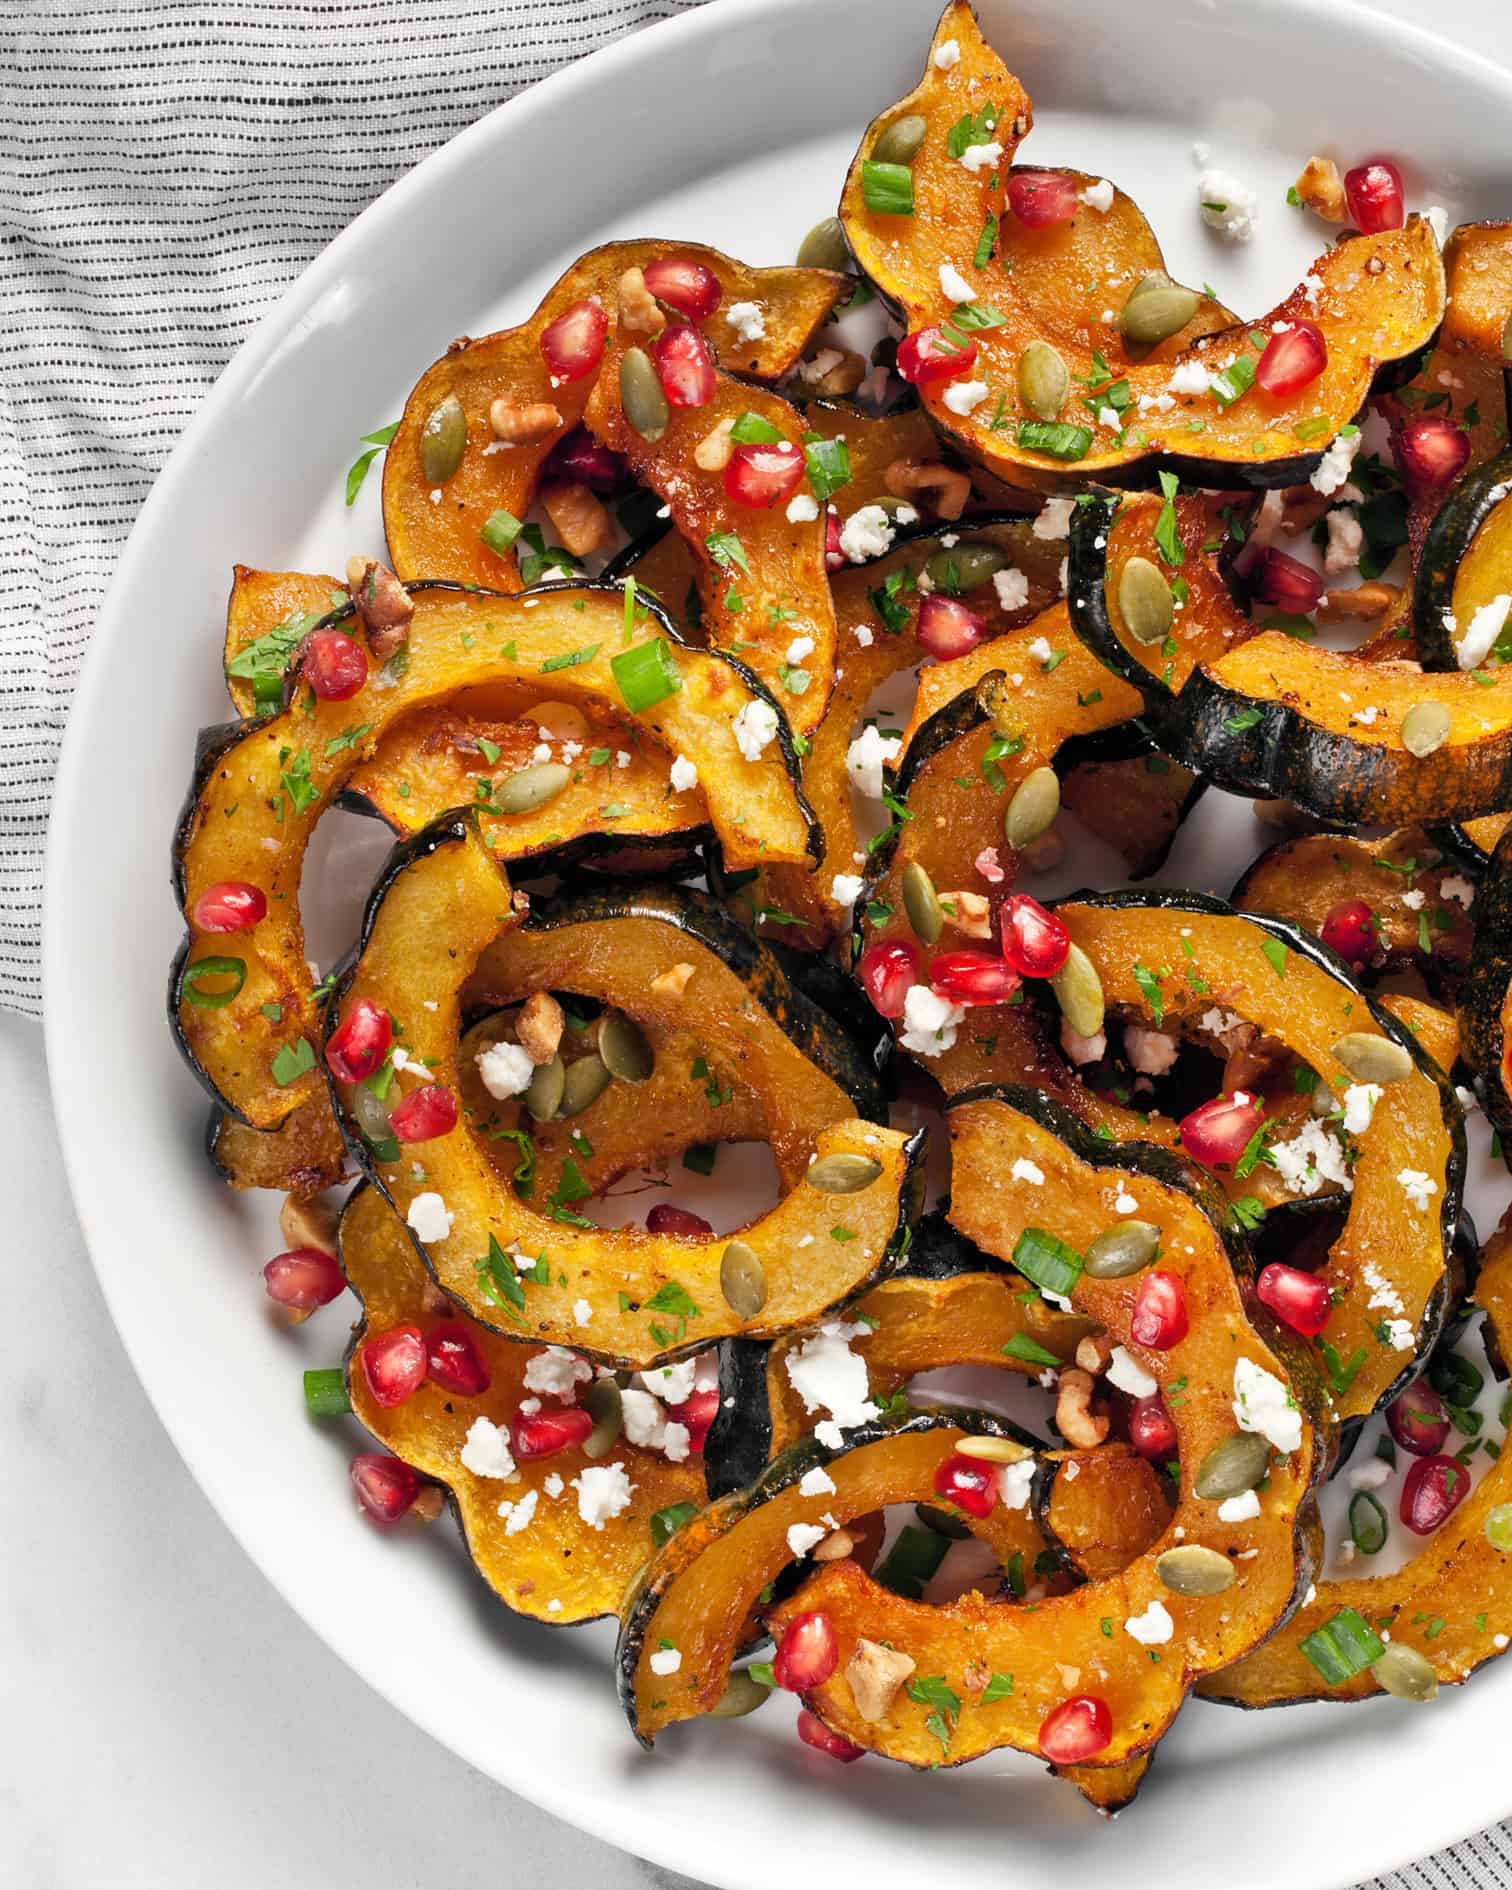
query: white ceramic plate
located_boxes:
[44,0,1512,1884]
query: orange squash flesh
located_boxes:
[223,566,344,717]
[207,1098,347,1198]
[382,241,842,591]
[340,1185,705,1625]
[1040,1446,1171,1582]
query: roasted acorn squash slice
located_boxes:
[1461,819,1512,1159]
[1414,448,1512,671]
[840,3,1443,491]
[205,1096,347,1199]
[382,241,841,590]
[328,815,922,1367]
[171,582,816,1130]
[340,1183,706,1625]
[223,566,345,718]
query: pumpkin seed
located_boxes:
[620,346,669,442]
[1118,555,1175,645]
[805,1152,885,1194]
[901,861,944,944]
[1194,1431,1272,1502]
[1370,1642,1439,1704]
[915,1502,971,1539]
[524,1052,566,1123]
[954,1434,1030,1464]
[719,1240,767,1319]
[558,1052,612,1119]
[581,1378,623,1459]
[598,1009,655,1083]
[1004,765,1060,848]
[1155,1544,1236,1597]
[1085,1221,1161,1280]
[1050,941,1104,1038]
[420,394,466,485]
[1119,273,1201,346]
[352,1081,396,1148]
[925,540,1009,592]
[797,216,850,272]
[1017,339,1070,421]
[1401,700,1451,758]
[710,1669,773,1719]
[1331,1031,1415,1085]
[491,760,570,815]
[873,113,927,166]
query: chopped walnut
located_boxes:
[488,398,563,445]
[1318,581,1401,623]
[650,960,696,999]
[516,990,565,1065]
[812,1526,857,1562]
[344,556,413,660]
[1294,155,1347,223]
[801,348,868,396]
[1279,485,1332,534]
[883,456,971,522]
[279,1191,340,1258]
[694,417,736,472]
[1075,1332,1114,1375]
[540,480,612,558]
[1222,1022,1292,1095]
[846,1638,917,1722]
[617,266,665,335]
[1056,1367,1110,1448]
[940,889,992,939]
[411,1485,445,1523]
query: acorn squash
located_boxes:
[839,3,1443,491]
[328,815,923,1367]
[205,1096,347,1199]
[223,565,345,718]
[382,240,842,591]
[1461,819,1512,1160]
[170,582,816,1130]
[1414,448,1512,671]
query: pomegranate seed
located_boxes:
[511,1404,594,1460]
[1387,1380,1450,1457]
[426,1323,491,1397]
[774,1611,839,1689]
[1038,1695,1113,1763]
[1008,170,1081,229]
[666,1385,720,1452]
[543,426,627,492]
[264,1247,345,1311]
[1128,1393,1178,1461]
[896,325,979,387]
[1251,546,1324,613]
[1257,1262,1331,1336]
[1320,897,1378,968]
[859,940,920,1019]
[642,256,722,320]
[796,1709,865,1761]
[723,440,805,508]
[303,628,368,701]
[1131,1271,1189,1350]
[1396,416,1471,492]
[930,950,1023,1008]
[916,594,987,660]
[350,1452,422,1523]
[389,1083,459,1143]
[325,997,393,1083]
[1001,895,1070,978]
[1400,1452,1471,1535]
[193,880,266,933]
[932,1452,998,1518]
[646,1204,715,1237]
[1178,1092,1265,1171]
[1344,159,1405,234]
[540,298,608,382]
[652,323,717,408]
[824,511,844,572]
[1255,319,1327,397]
[359,1325,427,1408]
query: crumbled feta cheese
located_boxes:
[831,873,864,909]
[1198,1006,1243,1040]
[662,1422,692,1463]
[389,1045,433,1083]
[1269,1118,1353,1197]
[1384,1318,1415,1351]
[476,1038,535,1100]
[1027,636,1054,665]
[497,1487,538,1535]
[799,1466,838,1498]
[648,1646,682,1676]
[1010,1157,1045,1186]
[620,1387,668,1450]
[992,566,1030,611]
[573,1462,635,1529]
[1425,204,1449,246]
[1198,167,1257,241]
[530,741,552,765]
[1454,594,1511,671]
[1441,875,1474,909]
[543,1472,565,1498]
[1311,429,1362,496]
[785,635,815,667]
[942,379,990,417]
[1324,509,1364,577]
[899,983,966,1057]
[932,35,961,68]
[1125,1600,1175,1645]
[1080,178,1115,214]
[1362,1261,1404,1316]
[459,1415,516,1480]
[959,141,1003,173]
[524,1346,592,1400]
[406,1191,453,1243]
[1401,887,1425,911]
[1107,1346,1157,1399]
[732,697,779,761]
[1168,359,1214,397]
[999,1458,1035,1510]
[1124,1025,1179,1076]
[1341,1083,1382,1137]
[638,1359,698,1404]
[725,301,766,343]
[573,1299,592,1328]
[1096,404,1121,431]
[1060,1020,1107,1064]
[1397,1169,1437,1214]
[938,261,976,303]
[1349,1458,1392,1492]
[669,754,698,794]
[838,502,897,563]
[1114,1188,1138,1215]
[1217,1489,1262,1523]
[844,723,902,799]
[1032,496,1076,540]
[1232,1357,1302,1453]
[785,492,819,524]
[785,1321,879,1439]
[787,1522,827,1557]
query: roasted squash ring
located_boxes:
[171,582,816,1130]
[205,1098,347,1200]
[1461,819,1512,1161]
[1415,449,1512,671]
[327,814,924,1367]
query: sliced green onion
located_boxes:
[1211,355,1257,409]
[804,436,852,505]
[861,161,915,217]
[611,637,683,712]
[1299,1607,1386,1684]
[303,1368,351,1417]
[1002,1331,1062,1369]
[1348,1490,1388,1556]
[1011,1227,1084,1298]
[948,300,1008,332]
[650,1500,701,1547]
[1428,1351,1485,1409]
[481,508,524,556]
[730,411,783,445]
[1016,421,1094,462]
[182,954,247,1009]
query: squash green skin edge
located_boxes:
[616,1406,1042,1746]
[1413,447,1512,670]
[1462,817,1512,1166]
